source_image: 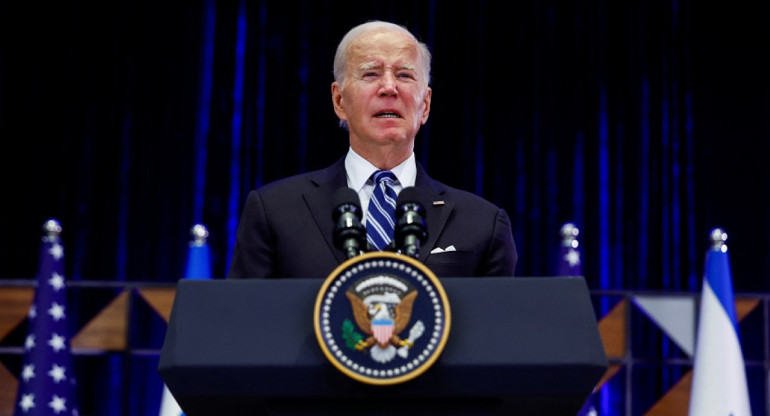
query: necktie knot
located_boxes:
[366,170,398,251]
[372,170,396,186]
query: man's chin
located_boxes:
[373,134,412,145]
[369,126,414,142]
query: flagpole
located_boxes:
[688,228,752,416]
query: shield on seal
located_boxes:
[371,317,395,345]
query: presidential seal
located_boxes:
[314,251,451,385]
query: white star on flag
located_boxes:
[565,248,581,267]
[49,272,65,291]
[19,393,35,412]
[49,243,63,260]
[48,364,67,383]
[48,302,66,321]
[28,305,37,319]
[24,334,35,350]
[48,333,66,352]
[49,395,67,413]
[21,364,35,382]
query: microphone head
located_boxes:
[396,186,426,219]
[395,187,427,247]
[332,186,366,258]
[332,187,362,221]
[396,186,424,206]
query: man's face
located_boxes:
[332,29,432,151]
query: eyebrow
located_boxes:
[357,62,417,72]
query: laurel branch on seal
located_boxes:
[342,319,364,350]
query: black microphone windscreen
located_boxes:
[333,187,362,219]
[397,186,424,206]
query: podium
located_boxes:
[159,277,607,415]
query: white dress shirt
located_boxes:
[344,147,417,225]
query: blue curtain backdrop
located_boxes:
[1,0,769,414]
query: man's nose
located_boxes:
[379,73,398,96]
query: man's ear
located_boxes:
[331,82,347,121]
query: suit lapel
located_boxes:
[303,158,349,265]
[414,164,453,262]
[301,159,453,265]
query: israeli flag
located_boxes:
[688,230,751,416]
[159,384,184,416]
[159,224,212,416]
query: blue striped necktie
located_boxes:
[366,170,398,251]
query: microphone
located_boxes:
[332,187,367,259]
[394,187,427,259]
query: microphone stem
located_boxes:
[343,241,362,259]
[401,236,420,259]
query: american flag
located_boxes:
[556,222,582,277]
[557,223,596,415]
[14,220,78,416]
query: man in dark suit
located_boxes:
[227,20,517,279]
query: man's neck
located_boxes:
[349,142,413,170]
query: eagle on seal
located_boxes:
[346,289,418,363]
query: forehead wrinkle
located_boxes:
[357,61,417,73]
[349,36,419,65]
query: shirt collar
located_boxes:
[345,147,416,192]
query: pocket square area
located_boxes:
[430,245,456,254]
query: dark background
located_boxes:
[1,0,767,291]
[1,1,769,415]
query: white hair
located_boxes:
[333,20,432,88]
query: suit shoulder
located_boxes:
[252,162,342,197]
[433,181,503,214]
[257,171,317,194]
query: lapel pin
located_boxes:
[433,201,445,206]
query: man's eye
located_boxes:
[363,72,378,78]
[398,73,415,80]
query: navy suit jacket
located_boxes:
[227,157,517,279]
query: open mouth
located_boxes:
[374,111,401,119]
